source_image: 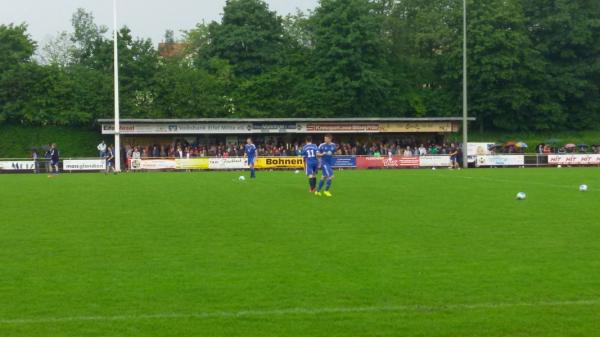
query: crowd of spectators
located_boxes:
[121,139,462,159]
[493,144,600,154]
[534,144,600,154]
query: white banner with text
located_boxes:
[419,156,452,167]
[0,161,35,171]
[548,154,600,166]
[139,159,177,170]
[476,155,525,167]
[63,160,106,171]
[208,158,248,170]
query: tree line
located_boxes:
[0,0,598,131]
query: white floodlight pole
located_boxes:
[462,0,469,168]
[113,0,121,172]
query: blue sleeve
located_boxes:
[318,144,324,153]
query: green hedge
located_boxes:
[0,125,104,158]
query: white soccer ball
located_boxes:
[432,167,437,171]
[557,165,562,168]
[516,192,527,200]
[580,184,588,192]
[239,176,246,181]
[295,170,300,174]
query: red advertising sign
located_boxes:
[356,156,420,169]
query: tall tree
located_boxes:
[182,22,210,62]
[387,0,461,117]
[70,8,109,67]
[115,27,159,118]
[0,23,36,70]
[522,0,600,130]
[202,0,285,77]
[282,10,313,49]
[1,3,599,130]
[448,0,548,131]
[64,64,113,122]
[153,57,231,118]
[0,24,37,124]
[309,0,392,117]
[40,31,76,67]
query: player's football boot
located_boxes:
[323,191,332,197]
[315,191,322,197]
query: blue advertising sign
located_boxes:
[332,156,356,168]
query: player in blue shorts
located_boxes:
[315,134,336,197]
[301,136,319,193]
[244,138,257,179]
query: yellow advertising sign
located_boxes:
[304,123,380,133]
[176,158,209,170]
[379,122,455,133]
[255,157,305,169]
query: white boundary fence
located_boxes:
[1,154,600,173]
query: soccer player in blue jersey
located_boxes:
[315,134,336,197]
[244,138,257,179]
[301,136,319,192]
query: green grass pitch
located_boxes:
[1,168,599,337]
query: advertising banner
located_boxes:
[394,157,420,168]
[139,159,177,170]
[302,123,380,133]
[0,161,35,171]
[208,158,248,170]
[176,158,209,170]
[255,157,304,169]
[63,160,106,171]
[379,122,455,133]
[130,159,141,170]
[548,154,600,166]
[300,122,457,133]
[332,156,357,168]
[103,121,463,135]
[356,156,420,169]
[476,155,524,167]
[468,143,496,156]
[102,123,253,135]
[252,123,301,133]
[419,156,452,167]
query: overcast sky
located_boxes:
[1,0,318,45]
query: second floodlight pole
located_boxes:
[113,0,121,172]
[462,0,469,168]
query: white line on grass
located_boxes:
[2,299,599,325]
